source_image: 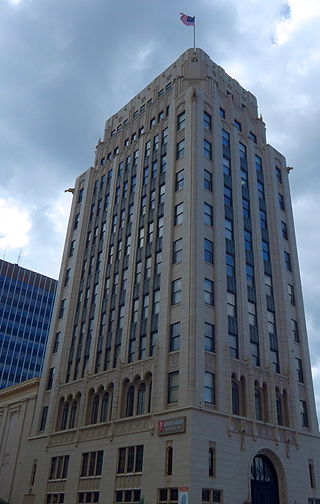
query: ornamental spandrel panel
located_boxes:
[115,474,142,489]
[78,477,101,490]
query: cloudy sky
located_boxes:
[1,0,320,413]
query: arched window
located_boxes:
[262,383,269,422]
[148,380,152,413]
[276,389,283,425]
[100,392,109,422]
[61,402,69,430]
[166,445,173,476]
[137,383,146,415]
[69,401,77,428]
[208,446,215,477]
[255,387,262,421]
[126,385,135,417]
[251,454,279,504]
[240,376,246,416]
[232,380,240,415]
[91,394,99,424]
[283,389,289,427]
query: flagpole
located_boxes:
[193,18,196,53]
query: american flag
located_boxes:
[180,13,195,26]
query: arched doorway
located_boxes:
[251,454,279,504]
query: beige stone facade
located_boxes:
[0,378,39,502]
[9,48,320,504]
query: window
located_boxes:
[47,367,55,390]
[249,131,257,143]
[150,117,156,128]
[117,445,144,473]
[296,358,304,383]
[255,155,263,172]
[276,167,282,183]
[49,456,69,480]
[173,238,183,263]
[244,230,252,251]
[309,459,315,489]
[204,278,214,306]
[226,253,235,277]
[257,181,265,200]
[232,380,239,414]
[153,135,159,152]
[205,322,215,352]
[279,193,285,210]
[115,490,141,503]
[80,451,103,477]
[292,319,299,342]
[219,107,225,118]
[281,221,288,239]
[139,126,145,137]
[165,445,173,476]
[246,264,255,287]
[158,110,164,121]
[203,111,212,130]
[223,157,231,176]
[288,283,295,305]
[227,292,236,317]
[242,198,250,218]
[300,400,309,427]
[204,139,212,160]
[174,203,183,225]
[284,251,291,271]
[224,219,233,240]
[145,140,151,157]
[262,241,270,262]
[171,278,182,305]
[234,119,241,131]
[69,240,75,257]
[224,186,232,207]
[177,111,185,131]
[255,387,262,421]
[204,169,212,191]
[176,139,185,159]
[204,239,214,264]
[153,289,160,315]
[170,322,180,351]
[40,406,48,431]
[160,154,167,173]
[168,371,179,403]
[53,332,60,353]
[208,445,216,477]
[46,494,64,503]
[58,298,66,318]
[204,372,215,404]
[204,203,213,226]
[158,488,178,504]
[73,213,80,230]
[175,170,184,191]
[202,489,222,502]
[78,492,99,503]
[162,127,168,145]
[78,188,84,203]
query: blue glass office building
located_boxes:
[0,260,57,389]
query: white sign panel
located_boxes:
[178,489,189,504]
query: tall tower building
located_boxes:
[14,49,320,504]
[0,260,57,389]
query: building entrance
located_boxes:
[251,455,279,504]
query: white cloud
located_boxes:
[274,0,320,45]
[0,197,31,251]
